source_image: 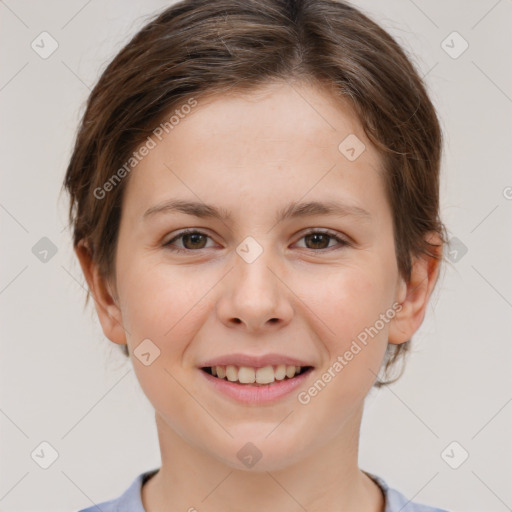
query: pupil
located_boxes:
[306,233,329,249]
[184,233,206,249]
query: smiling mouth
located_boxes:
[201,365,313,386]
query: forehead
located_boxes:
[171,80,374,158]
[121,80,386,221]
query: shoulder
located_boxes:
[385,486,450,512]
[77,499,117,512]
[364,471,450,512]
[75,469,159,512]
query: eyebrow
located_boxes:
[143,198,372,225]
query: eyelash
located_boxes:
[163,228,350,254]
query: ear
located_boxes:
[388,232,443,345]
[74,240,128,346]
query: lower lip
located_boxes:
[199,367,314,405]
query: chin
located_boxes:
[209,435,305,473]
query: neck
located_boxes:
[142,405,385,512]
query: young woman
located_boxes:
[64,1,449,510]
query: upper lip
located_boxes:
[198,353,314,369]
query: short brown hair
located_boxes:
[63,0,447,387]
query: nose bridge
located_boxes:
[217,235,293,331]
[234,235,280,303]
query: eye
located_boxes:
[294,229,350,251]
[163,228,350,254]
[163,229,215,253]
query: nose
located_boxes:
[216,246,293,334]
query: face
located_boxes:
[88,80,415,471]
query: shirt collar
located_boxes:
[119,468,401,512]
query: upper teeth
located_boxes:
[211,365,303,384]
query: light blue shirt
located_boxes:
[76,468,449,512]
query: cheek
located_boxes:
[314,265,393,380]
[291,266,393,442]
[117,256,206,354]
[118,261,208,415]
[320,264,391,333]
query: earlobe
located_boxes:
[74,240,128,347]
[388,233,443,345]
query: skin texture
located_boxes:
[76,80,441,512]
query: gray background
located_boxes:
[1,1,511,511]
